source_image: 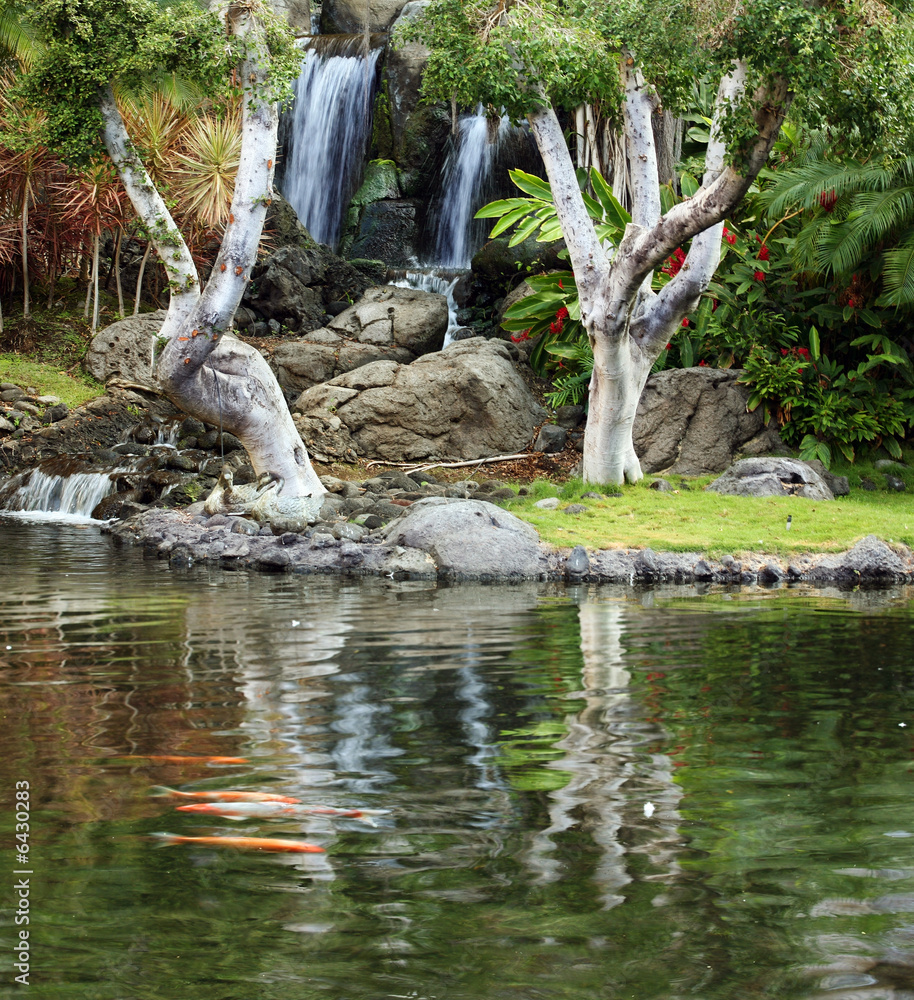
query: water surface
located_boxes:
[3,516,914,1000]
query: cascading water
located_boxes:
[0,458,122,519]
[432,110,517,269]
[282,36,383,248]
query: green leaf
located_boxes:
[474,197,538,219]
[489,205,537,238]
[679,334,694,369]
[508,214,543,246]
[886,437,903,459]
[680,171,700,198]
[809,326,820,361]
[589,168,631,229]
[509,168,552,200]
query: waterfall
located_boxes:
[432,110,516,269]
[282,36,383,248]
[0,459,120,519]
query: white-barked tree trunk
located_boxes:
[98,1,325,499]
[528,59,791,484]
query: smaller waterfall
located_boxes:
[432,111,516,269]
[282,36,383,248]
[0,459,119,519]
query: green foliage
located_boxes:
[11,0,299,166]
[406,0,914,163]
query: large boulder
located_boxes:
[292,337,545,462]
[86,310,167,388]
[380,497,548,579]
[634,367,784,475]
[327,285,448,354]
[321,0,410,33]
[272,334,415,395]
[707,457,835,500]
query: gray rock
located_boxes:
[885,475,906,492]
[634,367,785,475]
[534,497,560,509]
[808,535,908,584]
[708,457,835,500]
[322,0,408,32]
[565,544,589,577]
[86,310,167,387]
[649,479,672,491]
[802,459,850,496]
[554,405,585,429]
[534,423,567,454]
[328,285,448,355]
[294,339,545,463]
[379,497,547,579]
[564,504,588,515]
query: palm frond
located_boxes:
[765,158,893,217]
[878,229,914,307]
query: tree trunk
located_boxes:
[97,5,325,499]
[20,198,29,320]
[113,228,125,316]
[91,233,100,332]
[133,241,151,315]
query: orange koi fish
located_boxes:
[119,755,249,765]
[177,802,303,819]
[176,802,390,821]
[150,832,324,853]
[150,786,301,804]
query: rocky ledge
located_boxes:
[103,496,914,588]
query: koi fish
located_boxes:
[176,802,390,821]
[118,755,249,765]
[150,832,324,853]
[177,802,304,819]
[150,786,301,804]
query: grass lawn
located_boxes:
[0,354,103,408]
[504,472,914,557]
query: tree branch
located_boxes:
[619,65,791,308]
[98,83,200,341]
[527,100,609,313]
[621,56,661,230]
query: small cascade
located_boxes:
[282,36,384,248]
[432,110,517,269]
[154,421,181,448]
[0,457,122,519]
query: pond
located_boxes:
[3,514,914,1000]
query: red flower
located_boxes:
[681,317,689,327]
[558,280,563,289]
[819,190,838,212]
[698,360,708,367]
[757,244,770,261]
[665,343,672,350]
[510,329,531,343]
[723,227,737,246]
[753,270,765,282]
[662,247,686,276]
[556,306,569,321]
[780,348,789,356]
[797,347,810,360]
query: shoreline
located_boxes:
[98,501,914,589]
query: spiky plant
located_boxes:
[118,90,192,189]
[172,103,241,230]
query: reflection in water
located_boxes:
[3,516,914,999]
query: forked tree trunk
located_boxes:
[528,60,791,484]
[98,3,325,499]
